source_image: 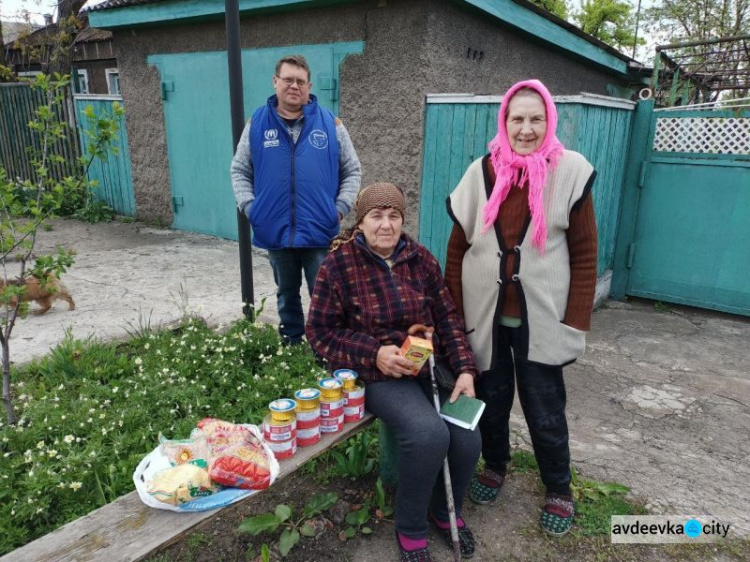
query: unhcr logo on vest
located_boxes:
[309,129,329,150]
[263,129,279,148]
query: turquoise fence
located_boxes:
[419,94,635,275]
[73,95,136,217]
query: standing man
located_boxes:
[232,55,361,344]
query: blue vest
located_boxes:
[248,95,340,250]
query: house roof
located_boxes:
[84,0,643,77]
[74,26,113,43]
[82,0,161,11]
[2,20,42,45]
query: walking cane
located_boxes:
[428,354,461,562]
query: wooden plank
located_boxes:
[2,415,375,562]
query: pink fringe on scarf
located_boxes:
[482,80,565,254]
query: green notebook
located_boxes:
[439,395,486,431]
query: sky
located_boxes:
[1,0,58,24]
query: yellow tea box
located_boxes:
[400,336,433,374]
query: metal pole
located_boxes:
[429,355,461,562]
[631,0,642,59]
[225,0,254,319]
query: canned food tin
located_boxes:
[320,413,345,434]
[318,378,343,401]
[297,425,321,447]
[343,383,365,407]
[263,414,296,442]
[320,398,344,419]
[269,398,297,423]
[267,437,297,460]
[344,403,366,423]
[294,388,321,411]
[296,407,321,430]
[333,369,359,390]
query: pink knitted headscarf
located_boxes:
[482,80,565,253]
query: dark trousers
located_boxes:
[476,326,571,495]
[267,248,327,343]
[365,378,482,539]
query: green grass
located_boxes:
[509,449,539,473]
[573,493,647,536]
[0,317,330,555]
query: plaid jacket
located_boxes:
[305,234,478,383]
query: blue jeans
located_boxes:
[365,378,481,539]
[476,325,571,495]
[267,248,328,344]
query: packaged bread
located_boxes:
[197,418,273,490]
[146,463,215,506]
[159,430,209,468]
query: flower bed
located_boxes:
[0,318,326,556]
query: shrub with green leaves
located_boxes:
[0,318,328,555]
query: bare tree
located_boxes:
[644,0,749,99]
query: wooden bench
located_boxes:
[2,415,376,562]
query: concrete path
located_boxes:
[7,218,288,365]
[9,218,750,538]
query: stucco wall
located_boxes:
[423,0,621,98]
[112,0,629,232]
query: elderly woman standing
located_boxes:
[445,80,598,536]
[306,182,481,561]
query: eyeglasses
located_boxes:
[276,75,309,88]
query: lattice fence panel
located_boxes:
[653,117,750,154]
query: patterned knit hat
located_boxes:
[355,182,406,225]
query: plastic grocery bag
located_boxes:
[133,424,279,512]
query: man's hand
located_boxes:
[376,345,416,378]
[449,373,475,403]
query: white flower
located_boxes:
[57,384,65,390]
[99,413,106,419]
[69,482,82,491]
[89,451,96,457]
[101,428,108,435]
[144,343,150,350]
[112,387,119,393]
[88,408,96,414]
[134,357,143,366]
[47,450,58,458]
[36,441,45,449]
[87,418,93,423]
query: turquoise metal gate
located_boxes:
[612,100,750,316]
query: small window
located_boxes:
[18,71,43,78]
[105,68,120,95]
[75,69,90,94]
